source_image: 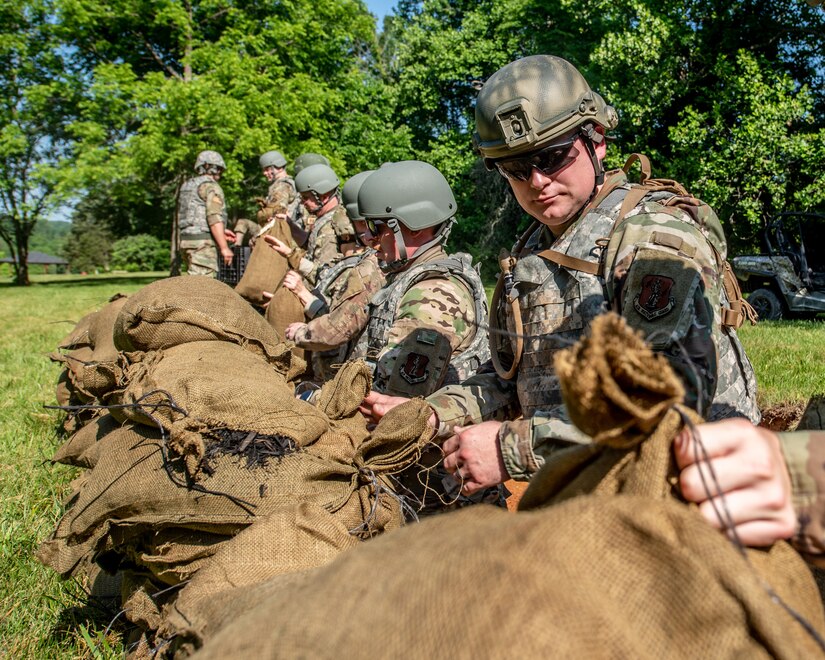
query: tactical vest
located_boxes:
[492,160,759,423]
[178,175,227,237]
[365,252,491,385]
[315,250,374,301]
[305,209,334,258]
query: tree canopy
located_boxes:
[3,0,824,282]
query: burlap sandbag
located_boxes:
[797,395,825,431]
[105,341,328,473]
[113,276,301,379]
[195,496,825,660]
[52,413,123,468]
[157,503,361,655]
[193,314,825,659]
[234,220,293,306]
[38,362,430,588]
[264,286,306,363]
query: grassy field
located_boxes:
[0,273,822,656]
[0,273,164,658]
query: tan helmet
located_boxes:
[473,55,618,168]
[194,150,226,174]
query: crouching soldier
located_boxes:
[354,160,503,517]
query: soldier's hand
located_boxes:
[359,391,433,426]
[220,247,234,265]
[285,322,306,342]
[441,421,508,495]
[224,228,237,244]
[264,234,292,257]
[282,271,307,296]
[260,290,273,310]
[674,418,796,546]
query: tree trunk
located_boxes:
[14,241,30,286]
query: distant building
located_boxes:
[0,251,69,274]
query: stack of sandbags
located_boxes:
[50,293,129,435]
[189,314,825,659]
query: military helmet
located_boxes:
[358,160,457,230]
[293,152,330,174]
[342,170,376,221]
[259,150,287,169]
[194,150,226,173]
[295,163,340,196]
[473,55,618,164]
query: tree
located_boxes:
[57,0,413,252]
[0,0,76,285]
[110,234,168,271]
[384,0,825,259]
[61,216,113,272]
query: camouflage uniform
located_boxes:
[178,174,227,277]
[356,244,501,517]
[291,250,386,382]
[780,431,825,562]
[293,205,355,285]
[427,169,760,481]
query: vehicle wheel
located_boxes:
[748,288,783,321]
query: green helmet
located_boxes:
[342,170,375,221]
[295,163,340,198]
[358,160,456,270]
[293,152,330,174]
[358,160,457,230]
[194,150,226,174]
[473,55,618,180]
[259,150,286,169]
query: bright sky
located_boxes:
[364,0,398,22]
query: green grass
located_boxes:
[0,275,821,656]
[0,273,162,658]
[737,320,825,408]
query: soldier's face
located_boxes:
[263,166,276,182]
[506,136,606,234]
[353,220,376,247]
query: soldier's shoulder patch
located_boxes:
[399,352,430,384]
[634,274,675,320]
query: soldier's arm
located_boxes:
[292,261,382,352]
[604,204,720,413]
[777,430,825,562]
[201,183,232,262]
[298,222,339,283]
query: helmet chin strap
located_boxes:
[381,218,455,273]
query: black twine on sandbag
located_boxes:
[49,391,259,515]
[676,408,825,653]
[349,467,419,534]
[204,428,297,470]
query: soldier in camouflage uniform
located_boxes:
[282,170,386,382]
[355,160,503,517]
[177,150,233,277]
[265,163,355,286]
[362,55,760,497]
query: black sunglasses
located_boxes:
[494,136,579,182]
[365,218,390,235]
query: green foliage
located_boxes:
[61,217,113,272]
[0,0,78,285]
[59,0,413,240]
[110,233,169,272]
[28,219,72,256]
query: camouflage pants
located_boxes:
[232,219,262,247]
[180,239,218,278]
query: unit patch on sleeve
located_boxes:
[634,274,675,320]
